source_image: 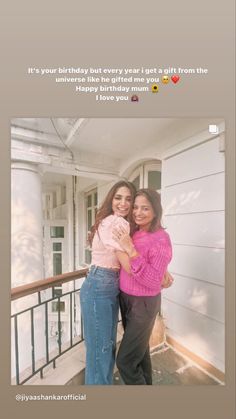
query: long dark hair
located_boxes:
[89,180,136,243]
[134,188,163,232]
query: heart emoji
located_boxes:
[171,75,180,84]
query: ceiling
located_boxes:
[11,117,223,160]
[11,117,224,188]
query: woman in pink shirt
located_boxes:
[113,188,173,385]
[80,180,136,385]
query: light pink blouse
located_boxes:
[91,215,130,269]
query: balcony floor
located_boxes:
[113,343,222,385]
[22,338,224,386]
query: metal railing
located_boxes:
[11,268,88,385]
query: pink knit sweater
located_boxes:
[119,228,172,296]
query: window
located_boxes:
[148,170,161,190]
[144,162,162,191]
[129,166,143,190]
[53,242,62,251]
[51,301,65,313]
[132,175,140,191]
[51,241,63,312]
[52,286,63,298]
[50,226,64,238]
[51,286,65,312]
[129,162,162,191]
[53,253,62,275]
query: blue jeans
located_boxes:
[80,266,120,385]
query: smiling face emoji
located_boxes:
[162,75,169,84]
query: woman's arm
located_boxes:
[116,250,174,286]
[113,226,172,290]
[129,244,172,290]
[115,251,131,274]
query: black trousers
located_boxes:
[116,291,161,385]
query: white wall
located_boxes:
[97,180,114,205]
[161,133,225,372]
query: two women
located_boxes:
[80,181,172,385]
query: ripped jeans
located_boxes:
[80,266,120,384]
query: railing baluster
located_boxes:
[31,309,35,374]
[45,302,49,364]
[73,283,77,337]
[58,297,61,355]
[80,300,84,341]
[14,316,20,385]
[70,293,73,347]
[11,270,88,385]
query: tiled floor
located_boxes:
[113,343,222,385]
[19,339,223,386]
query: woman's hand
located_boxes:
[161,271,174,288]
[112,226,139,258]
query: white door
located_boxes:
[43,220,69,348]
[129,161,161,191]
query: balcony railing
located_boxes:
[11,268,88,385]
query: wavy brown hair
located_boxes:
[89,180,137,244]
[134,188,163,232]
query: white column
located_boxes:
[11,162,45,380]
[66,176,74,272]
[11,162,43,287]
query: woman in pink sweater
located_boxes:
[113,188,172,385]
